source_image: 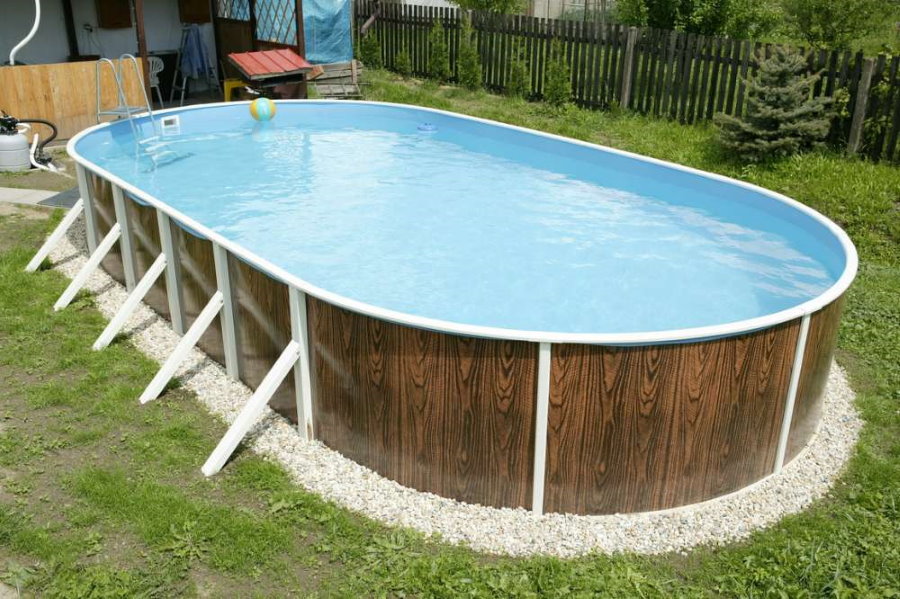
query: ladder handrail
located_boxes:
[96,58,129,124]
[119,54,155,122]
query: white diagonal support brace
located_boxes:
[139,290,224,404]
[25,198,84,273]
[53,223,121,311]
[93,253,167,350]
[201,340,302,476]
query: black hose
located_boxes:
[17,118,57,165]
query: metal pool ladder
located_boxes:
[95,55,179,167]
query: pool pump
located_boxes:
[0,111,58,172]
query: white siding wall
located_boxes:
[1,0,214,65]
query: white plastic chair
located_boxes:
[148,56,165,108]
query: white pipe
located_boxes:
[9,0,41,66]
[29,132,72,176]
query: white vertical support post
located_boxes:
[93,253,167,350]
[139,291,224,404]
[531,342,552,515]
[25,199,84,272]
[53,223,121,311]
[201,340,302,476]
[156,210,185,334]
[75,164,98,253]
[111,185,137,291]
[212,242,240,380]
[289,287,315,440]
[773,313,812,474]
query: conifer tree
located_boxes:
[395,47,412,78]
[457,14,483,90]
[506,41,530,98]
[359,33,383,69]
[715,47,831,162]
[428,20,451,82]
[543,42,571,108]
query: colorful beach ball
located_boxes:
[249,98,277,122]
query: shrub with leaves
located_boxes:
[782,0,884,49]
[617,0,781,36]
[506,41,530,98]
[457,14,482,90]
[359,33,383,69]
[453,0,522,13]
[715,47,831,162]
[542,42,571,108]
[394,48,412,78]
[725,0,783,40]
[427,20,451,82]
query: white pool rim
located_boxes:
[67,100,859,346]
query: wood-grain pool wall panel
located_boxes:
[786,297,845,463]
[171,225,226,366]
[543,320,800,515]
[308,297,538,510]
[89,175,126,287]
[228,256,297,423]
[83,177,847,515]
[124,197,170,320]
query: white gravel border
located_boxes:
[46,216,862,558]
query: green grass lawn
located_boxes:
[1,74,899,596]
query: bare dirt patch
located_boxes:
[0,150,75,193]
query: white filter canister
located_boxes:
[0,131,31,171]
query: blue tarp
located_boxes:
[237,0,352,64]
[303,0,353,64]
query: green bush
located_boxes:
[715,46,831,162]
[452,0,522,13]
[782,0,885,49]
[506,42,530,98]
[427,20,451,82]
[542,42,571,108]
[725,0,783,39]
[615,0,649,26]
[359,34,383,69]
[457,14,482,90]
[678,0,731,35]
[615,0,796,37]
[394,49,412,78]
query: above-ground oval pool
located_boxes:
[69,101,857,515]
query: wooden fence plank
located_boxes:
[848,58,875,154]
[364,5,899,161]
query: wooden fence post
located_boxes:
[847,58,875,155]
[619,27,639,108]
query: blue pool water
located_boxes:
[74,102,849,335]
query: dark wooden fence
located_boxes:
[354,0,900,163]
